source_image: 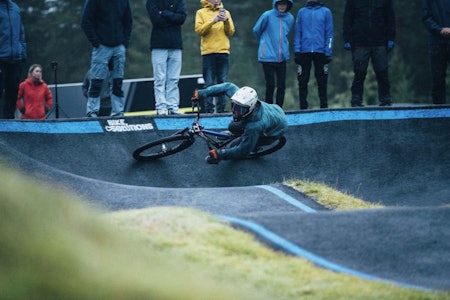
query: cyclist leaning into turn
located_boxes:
[191,82,288,164]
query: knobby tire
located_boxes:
[247,136,286,158]
[133,134,194,161]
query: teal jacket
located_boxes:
[197,81,288,160]
[220,100,287,160]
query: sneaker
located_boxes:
[168,109,182,115]
[157,109,167,115]
[87,111,98,118]
[191,89,199,101]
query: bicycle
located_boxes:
[132,100,286,161]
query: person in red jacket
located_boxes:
[16,64,53,119]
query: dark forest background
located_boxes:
[18,0,431,110]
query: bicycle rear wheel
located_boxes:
[247,136,286,159]
[133,134,194,161]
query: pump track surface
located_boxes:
[0,105,449,292]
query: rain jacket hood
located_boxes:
[273,0,293,13]
[200,0,223,11]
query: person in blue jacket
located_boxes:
[422,0,450,105]
[0,0,27,119]
[253,0,294,108]
[294,0,333,109]
[191,82,288,164]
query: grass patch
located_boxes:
[285,179,384,210]
[1,165,448,299]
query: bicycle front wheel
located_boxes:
[247,136,286,159]
[133,134,194,161]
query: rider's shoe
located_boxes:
[191,89,199,101]
[87,111,98,118]
[168,109,182,115]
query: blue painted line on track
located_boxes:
[154,107,450,130]
[257,185,316,213]
[0,108,448,133]
[217,215,433,292]
[0,121,103,133]
[286,107,450,126]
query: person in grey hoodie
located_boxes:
[0,0,26,119]
[253,0,294,108]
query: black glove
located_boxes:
[205,149,220,164]
[344,42,351,51]
[294,52,302,65]
[325,56,332,64]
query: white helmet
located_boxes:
[230,86,258,118]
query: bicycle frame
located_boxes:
[180,102,238,151]
[132,99,285,161]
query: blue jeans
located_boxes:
[202,53,229,113]
[151,49,182,113]
[87,44,126,116]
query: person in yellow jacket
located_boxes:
[195,0,235,113]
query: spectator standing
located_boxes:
[343,0,396,107]
[16,64,53,120]
[81,58,113,116]
[81,0,132,118]
[422,0,450,105]
[195,0,235,113]
[146,0,187,115]
[0,0,26,119]
[294,0,333,109]
[253,0,294,108]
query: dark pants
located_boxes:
[202,53,229,113]
[0,61,22,119]
[262,62,287,107]
[429,44,450,104]
[351,46,391,106]
[297,53,329,109]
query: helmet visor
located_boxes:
[232,102,250,117]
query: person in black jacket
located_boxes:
[81,0,132,118]
[146,0,186,115]
[343,0,396,107]
[0,0,27,119]
[422,0,450,105]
